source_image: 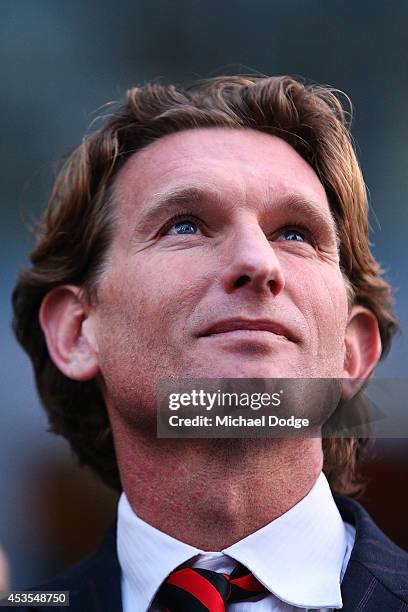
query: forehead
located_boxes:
[113,127,331,219]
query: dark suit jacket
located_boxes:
[5,496,408,611]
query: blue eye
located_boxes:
[279,228,306,242]
[163,215,201,236]
[174,220,198,234]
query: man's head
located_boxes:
[12,75,397,495]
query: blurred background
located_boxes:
[1,0,407,591]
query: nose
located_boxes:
[220,220,285,296]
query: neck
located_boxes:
[113,421,323,550]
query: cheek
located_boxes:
[286,261,349,354]
[92,251,214,407]
[95,251,210,351]
[135,251,211,320]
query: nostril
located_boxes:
[268,278,283,296]
[234,275,250,288]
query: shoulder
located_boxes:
[7,523,122,612]
[335,495,408,610]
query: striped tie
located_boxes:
[158,563,268,611]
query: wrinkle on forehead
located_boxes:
[111,127,333,235]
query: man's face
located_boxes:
[90,128,349,414]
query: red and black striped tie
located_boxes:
[158,563,268,611]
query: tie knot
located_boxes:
[158,564,267,611]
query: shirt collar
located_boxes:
[223,472,347,608]
[117,495,202,610]
[117,472,349,610]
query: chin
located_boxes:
[189,361,297,380]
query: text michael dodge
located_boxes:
[168,415,310,429]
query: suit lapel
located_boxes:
[335,495,408,611]
[67,523,122,612]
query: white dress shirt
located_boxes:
[117,472,355,612]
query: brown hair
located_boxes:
[12,75,398,495]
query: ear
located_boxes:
[342,304,382,398]
[39,285,99,381]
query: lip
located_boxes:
[199,318,297,342]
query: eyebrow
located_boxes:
[135,183,340,245]
[268,192,340,247]
[135,184,222,231]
